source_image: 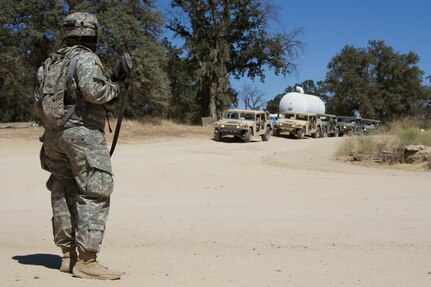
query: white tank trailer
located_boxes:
[278,86,325,114]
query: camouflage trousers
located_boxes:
[39,126,113,253]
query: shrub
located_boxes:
[356,135,377,155]
[336,137,356,157]
[397,128,431,148]
[336,117,431,167]
[397,128,421,147]
[421,130,431,146]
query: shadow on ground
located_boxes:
[12,254,61,270]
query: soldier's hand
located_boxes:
[111,53,133,82]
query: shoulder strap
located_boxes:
[62,54,79,121]
[67,54,79,93]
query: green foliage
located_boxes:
[323,41,430,122]
[1,0,303,124]
[265,93,283,114]
[167,0,303,117]
[398,128,431,148]
[0,0,170,122]
[324,45,370,116]
[69,0,171,118]
[163,40,201,124]
[0,0,64,122]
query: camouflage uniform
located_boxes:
[38,45,119,254]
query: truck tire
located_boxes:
[334,127,339,137]
[261,126,270,141]
[313,127,321,138]
[244,128,252,143]
[214,129,221,141]
[322,127,328,138]
[296,127,305,139]
[273,127,280,136]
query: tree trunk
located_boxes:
[200,74,218,118]
[209,82,217,118]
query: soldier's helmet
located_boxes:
[61,12,98,40]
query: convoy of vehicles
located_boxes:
[214,109,380,142]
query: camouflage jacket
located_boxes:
[37,45,119,131]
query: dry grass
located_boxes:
[336,135,401,162]
[0,118,214,143]
[111,118,213,143]
[336,117,431,170]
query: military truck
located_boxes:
[336,116,364,136]
[213,109,272,142]
[273,111,322,139]
[362,119,381,133]
[317,114,338,137]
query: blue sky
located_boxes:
[232,0,431,102]
[158,0,431,102]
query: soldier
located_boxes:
[35,12,131,280]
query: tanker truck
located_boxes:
[278,86,325,115]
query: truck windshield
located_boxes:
[223,112,239,119]
[240,113,255,121]
[283,113,295,119]
[296,114,308,121]
[338,118,354,123]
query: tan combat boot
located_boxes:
[72,251,121,280]
[60,246,77,273]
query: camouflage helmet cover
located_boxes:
[61,12,98,40]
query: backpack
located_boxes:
[35,47,79,130]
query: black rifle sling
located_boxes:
[109,81,129,157]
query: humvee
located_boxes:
[336,116,362,136]
[318,114,339,137]
[213,109,272,142]
[273,111,322,139]
[362,118,381,133]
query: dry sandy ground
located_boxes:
[0,125,430,287]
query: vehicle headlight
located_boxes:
[221,124,225,128]
[236,125,240,128]
[279,123,282,126]
[343,125,346,128]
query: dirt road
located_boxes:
[0,128,430,286]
